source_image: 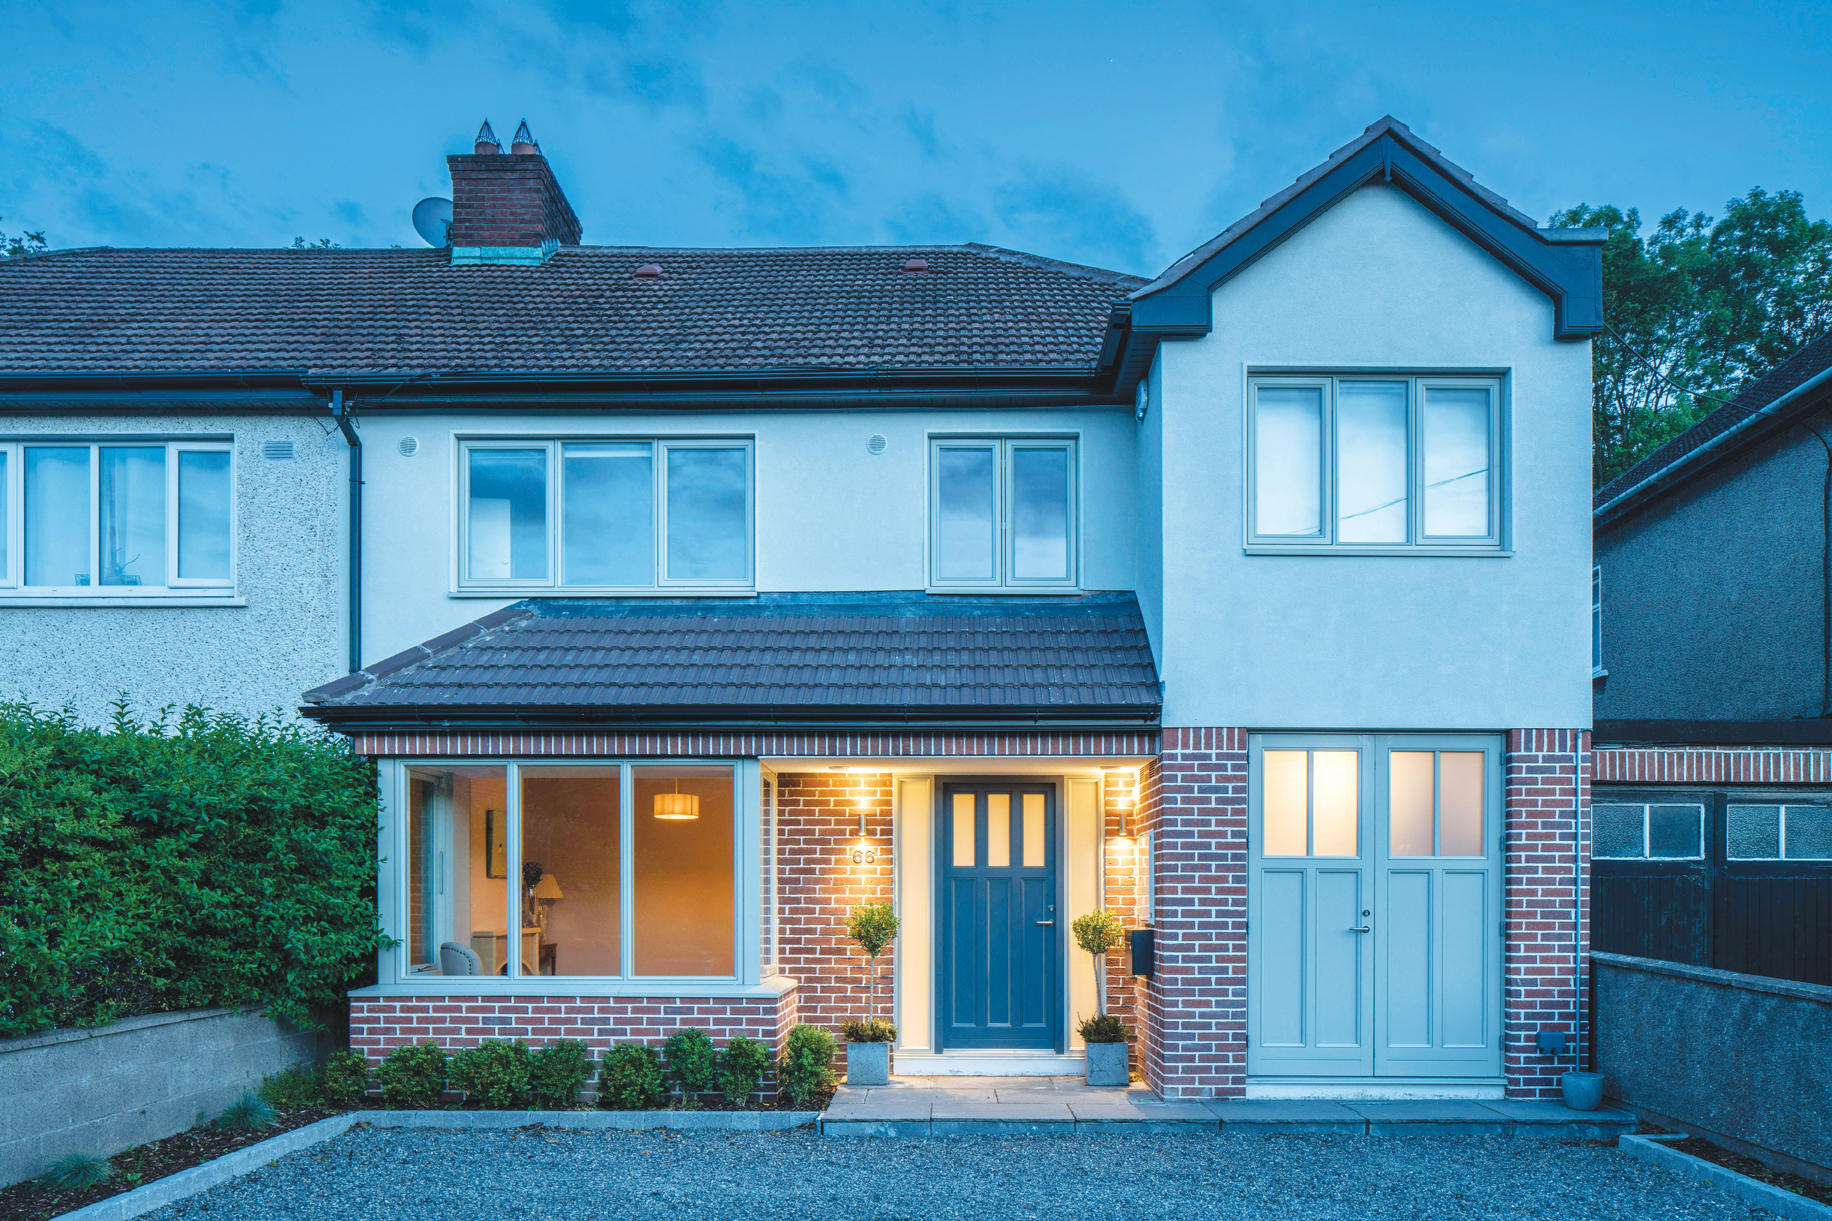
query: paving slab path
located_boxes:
[139,1122,1780,1220]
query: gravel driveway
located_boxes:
[142,1125,1777,1220]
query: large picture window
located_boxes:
[1246,375,1503,551]
[458,439,752,591]
[930,437,1078,589]
[0,441,234,593]
[401,761,739,981]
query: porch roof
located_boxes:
[299,591,1161,732]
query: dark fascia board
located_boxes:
[296,704,1162,734]
[1594,719,1832,747]
[1106,132,1604,400]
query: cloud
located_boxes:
[995,170,1157,272]
[900,105,941,159]
[693,133,848,242]
[884,192,987,244]
[618,57,708,109]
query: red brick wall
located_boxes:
[348,986,796,1062]
[775,771,894,1050]
[445,153,583,248]
[1504,728,1591,1099]
[1141,729,1249,1100]
[1594,745,1832,783]
[1099,766,1146,1074]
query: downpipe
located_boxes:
[329,390,362,674]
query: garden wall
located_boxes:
[1594,950,1832,1181]
[0,1007,331,1186]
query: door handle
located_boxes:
[1349,926,1372,933]
[1036,920,1055,925]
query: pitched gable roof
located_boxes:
[1105,117,1606,396]
[1594,331,1832,521]
[0,243,1144,381]
[299,592,1162,731]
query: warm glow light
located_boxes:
[653,791,701,820]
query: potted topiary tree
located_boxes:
[843,901,900,1086]
[1071,909,1129,1087]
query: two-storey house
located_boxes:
[0,116,1601,1100]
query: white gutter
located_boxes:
[1593,364,1832,521]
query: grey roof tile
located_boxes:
[301,592,1159,721]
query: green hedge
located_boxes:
[0,701,389,1038]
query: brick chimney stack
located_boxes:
[446,119,582,265]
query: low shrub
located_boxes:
[777,1024,836,1105]
[664,1027,719,1098]
[321,1048,370,1106]
[598,1044,665,1110]
[718,1035,772,1106]
[1078,1013,1128,1044]
[377,1042,448,1108]
[449,1039,532,1108]
[214,1092,277,1132]
[258,1065,322,1110]
[34,1152,115,1193]
[528,1040,593,1109]
[841,1017,896,1043]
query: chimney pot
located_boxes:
[446,118,582,262]
[473,118,503,155]
[510,119,540,155]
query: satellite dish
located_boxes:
[412,197,453,247]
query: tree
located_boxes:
[2,217,48,257]
[1071,910,1124,1016]
[1554,190,1832,487]
[290,236,342,250]
[844,902,899,1024]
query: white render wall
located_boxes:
[354,404,1141,661]
[0,412,346,723]
[1154,184,1594,731]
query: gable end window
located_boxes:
[458,439,753,592]
[1246,375,1503,552]
[0,441,234,595]
[930,437,1078,590]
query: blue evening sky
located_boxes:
[3,0,1826,276]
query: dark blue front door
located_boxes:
[939,783,1060,1050]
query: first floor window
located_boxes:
[403,762,738,980]
[0,441,233,592]
[930,436,1078,588]
[1248,374,1502,550]
[460,439,752,590]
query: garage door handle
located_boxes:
[1036,920,1055,925]
[1349,926,1372,933]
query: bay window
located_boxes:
[1247,375,1503,551]
[930,436,1078,589]
[0,440,234,593]
[459,438,752,591]
[400,761,742,982]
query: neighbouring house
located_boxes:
[1592,332,1832,987]
[0,115,1601,1100]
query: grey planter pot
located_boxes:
[1561,1071,1606,1111]
[1085,1041,1129,1087]
[846,1040,891,1086]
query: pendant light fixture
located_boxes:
[653,775,700,821]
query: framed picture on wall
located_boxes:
[485,808,506,878]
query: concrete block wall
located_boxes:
[774,771,895,1053]
[1503,728,1592,1098]
[1594,952,1831,1182]
[0,1008,328,1187]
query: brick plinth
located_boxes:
[1504,728,1592,1098]
[775,772,895,1054]
[1140,728,1249,1100]
[348,986,796,1063]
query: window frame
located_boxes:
[1591,800,1708,861]
[0,439,237,597]
[453,437,756,595]
[1592,565,1605,677]
[927,434,1080,592]
[385,758,760,990]
[1243,373,1506,555]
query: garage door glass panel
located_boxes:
[1727,805,1781,860]
[1648,805,1703,858]
[1786,806,1832,859]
